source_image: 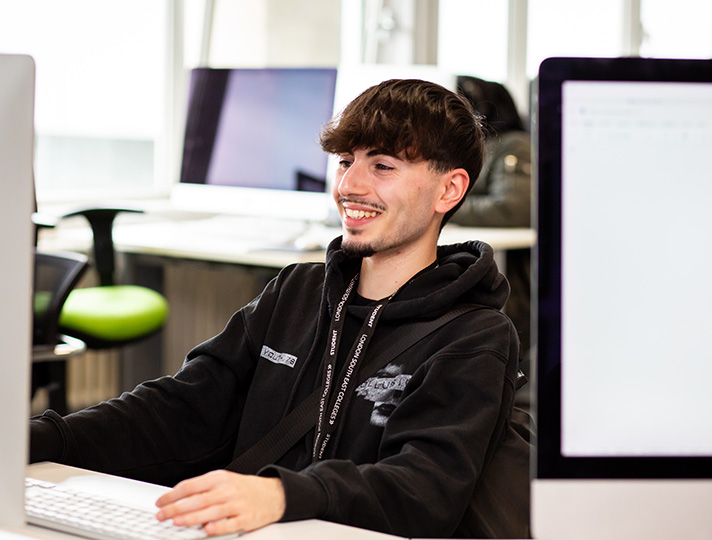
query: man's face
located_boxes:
[331,148,446,260]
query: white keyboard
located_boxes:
[25,478,238,540]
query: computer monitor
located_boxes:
[533,56,712,539]
[171,67,338,221]
[0,53,36,528]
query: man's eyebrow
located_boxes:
[366,148,398,158]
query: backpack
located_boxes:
[457,373,534,538]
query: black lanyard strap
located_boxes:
[312,260,441,461]
[314,274,357,458]
[313,275,396,460]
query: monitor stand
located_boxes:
[533,479,712,539]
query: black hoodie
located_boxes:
[31,238,520,538]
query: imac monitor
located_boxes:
[534,56,712,539]
[0,53,35,528]
[172,67,338,220]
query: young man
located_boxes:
[30,79,521,538]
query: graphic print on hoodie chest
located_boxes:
[355,362,412,427]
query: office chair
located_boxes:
[56,207,169,349]
[32,206,168,412]
[32,250,89,415]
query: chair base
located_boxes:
[32,334,87,362]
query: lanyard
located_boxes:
[312,273,395,460]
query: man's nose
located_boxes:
[337,161,368,196]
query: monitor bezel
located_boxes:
[535,56,712,479]
[0,53,35,528]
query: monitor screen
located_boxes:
[172,67,337,220]
[560,79,712,459]
[180,67,337,193]
[536,57,712,479]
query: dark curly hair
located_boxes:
[320,78,486,227]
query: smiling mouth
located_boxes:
[344,208,379,220]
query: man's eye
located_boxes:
[375,163,394,171]
[338,159,352,168]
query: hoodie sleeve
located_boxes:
[262,309,519,538]
[28,269,289,487]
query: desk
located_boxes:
[0,463,401,540]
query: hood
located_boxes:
[323,237,510,322]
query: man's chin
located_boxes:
[341,239,376,259]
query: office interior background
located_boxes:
[1,0,711,411]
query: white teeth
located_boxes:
[345,208,378,219]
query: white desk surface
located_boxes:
[1,463,402,540]
[39,211,536,269]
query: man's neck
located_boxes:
[357,245,438,300]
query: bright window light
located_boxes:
[438,0,509,83]
[640,0,712,59]
[0,0,167,199]
[527,0,622,77]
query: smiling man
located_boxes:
[30,79,523,538]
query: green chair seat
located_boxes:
[60,285,169,342]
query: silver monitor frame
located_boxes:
[0,53,35,528]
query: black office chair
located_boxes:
[32,250,89,415]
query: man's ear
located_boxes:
[435,168,470,215]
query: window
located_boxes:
[640,0,712,58]
[437,0,509,83]
[526,0,623,78]
[4,0,710,203]
[0,0,169,200]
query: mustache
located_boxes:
[337,197,386,212]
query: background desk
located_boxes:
[38,212,535,407]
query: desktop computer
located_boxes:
[0,53,35,529]
[533,56,712,538]
[172,67,338,222]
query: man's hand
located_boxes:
[155,470,286,536]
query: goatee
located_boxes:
[341,240,376,260]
